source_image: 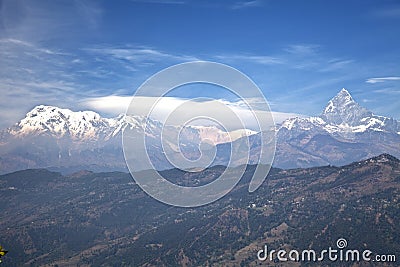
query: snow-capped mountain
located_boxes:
[321,88,371,126]
[0,88,398,173]
[273,88,400,168]
[6,105,171,141]
[8,105,121,141]
[279,89,399,137]
[5,105,256,144]
[0,105,257,173]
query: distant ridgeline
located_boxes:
[0,89,399,174]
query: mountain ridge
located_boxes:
[0,88,399,173]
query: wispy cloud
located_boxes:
[284,44,320,56]
[214,43,350,69]
[214,54,284,65]
[366,77,400,83]
[231,0,264,10]
[320,59,354,72]
[0,0,103,43]
[277,44,355,72]
[85,46,199,65]
[0,38,68,56]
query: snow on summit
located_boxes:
[280,88,399,135]
[13,105,117,140]
[6,89,399,145]
[6,105,257,144]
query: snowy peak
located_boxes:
[337,88,353,101]
[321,88,371,126]
[9,105,163,141]
[279,89,399,136]
[325,88,355,109]
[27,105,100,120]
[6,105,257,144]
[11,105,116,141]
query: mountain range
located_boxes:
[0,105,255,173]
[0,88,399,173]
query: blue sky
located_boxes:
[0,0,399,128]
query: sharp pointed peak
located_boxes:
[339,88,350,94]
[326,88,355,106]
[335,88,352,98]
[321,88,372,125]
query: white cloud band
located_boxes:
[366,77,400,84]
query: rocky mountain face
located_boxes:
[271,88,399,168]
[0,89,399,173]
[1,154,399,266]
